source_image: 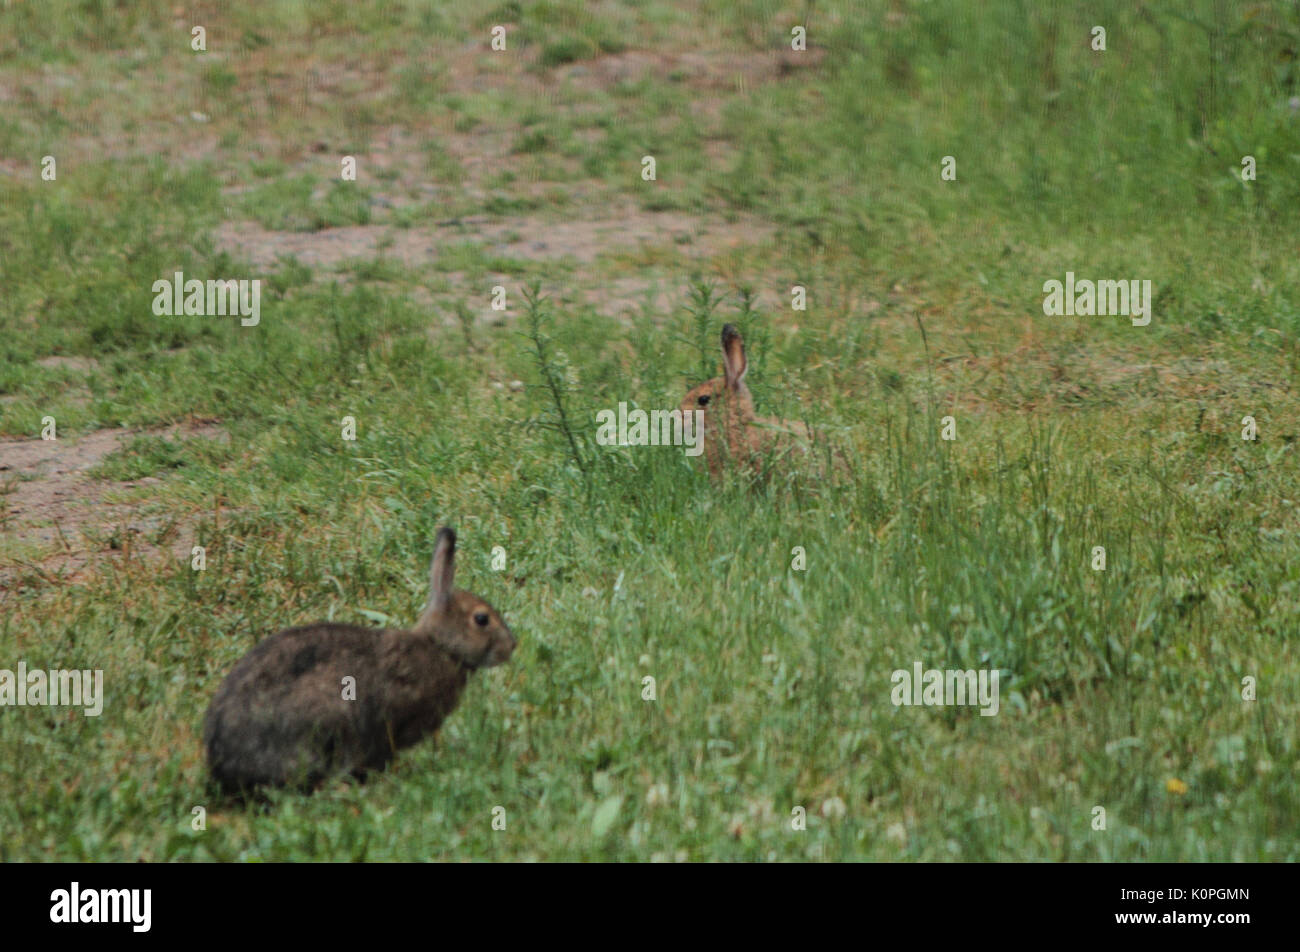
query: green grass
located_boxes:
[238,176,375,231]
[0,0,1298,861]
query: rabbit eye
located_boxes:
[473,612,490,627]
[696,394,711,407]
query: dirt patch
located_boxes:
[2,34,825,178]
[581,276,679,321]
[213,206,772,271]
[558,48,827,92]
[0,422,227,591]
[35,355,100,373]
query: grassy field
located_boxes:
[1,0,1298,861]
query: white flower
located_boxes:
[820,797,847,819]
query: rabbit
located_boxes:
[681,323,836,478]
[202,527,516,795]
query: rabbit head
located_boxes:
[413,527,516,669]
[680,323,764,474]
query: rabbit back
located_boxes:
[203,623,464,792]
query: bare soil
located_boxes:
[0,422,227,590]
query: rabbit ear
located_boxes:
[426,527,457,616]
[721,324,748,390]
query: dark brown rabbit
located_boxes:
[203,527,515,794]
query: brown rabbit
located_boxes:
[681,324,826,478]
[202,527,515,794]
